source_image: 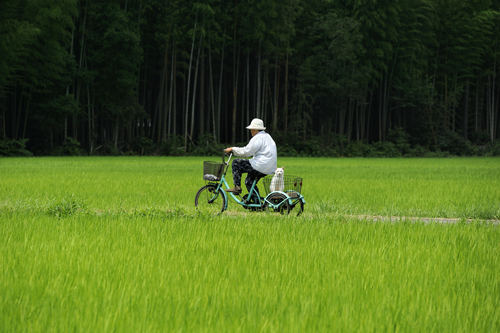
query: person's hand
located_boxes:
[224,147,233,154]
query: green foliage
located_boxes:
[272,127,486,158]
[386,127,412,155]
[469,130,491,145]
[37,94,79,123]
[45,194,86,218]
[344,140,375,157]
[190,133,225,156]
[0,0,40,91]
[159,135,186,156]
[130,136,156,156]
[404,144,428,157]
[437,132,476,156]
[1,0,499,156]
[485,140,500,157]
[91,142,120,156]
[277,143,299,157]
[72,127,495,158]
[56,136,84,156]
[370,141,401,157]
[297,8,366,125]
[87,2,143,122]
[24,0,77,89]
[0,138,33,157]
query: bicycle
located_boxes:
[194,152,305,215]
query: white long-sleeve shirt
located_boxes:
[232,131,277,175]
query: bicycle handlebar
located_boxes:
[222,150,233,165]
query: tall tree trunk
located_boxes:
[262,63,269,122]
[232,45,240,145]
[366,80,375,142]
[241,66,246,142]
[284,46,289,140]
[337,98,343,136]
[444,73,448,134]
[496,77,500,140]
[265,67,272,124]
[2,110,5,140]
[189,25,203,142]
[428,47,439,147]
[184,12,198,148]
[382,70,388,140]
[15,84,26,140]
[463,81,469,141]
[246,52,250,141]
[208,39,216,142]
[273,40,279,131]
[173,50,177,136]
[65,22,75,142]
[160,3,175,144]
[490,54,497,142]
[452,73,458,133]
[378,76,383,142]
[114,117,119,149]
[168,39,175,136]
[475,76,479,133]
[217,26,226,143]
[347,98,353,142]
[87,84,93,152]
[157,68,166,142]
[22,90,32,139]
[151,91,160,140]
[231,0,238,145]
[199,46,205,136]
[256,39,262,118]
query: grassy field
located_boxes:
[1,156,499,218]
[1,157,499,331]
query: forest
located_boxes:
[1,0,499,157]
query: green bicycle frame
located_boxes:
[212,153,265,211]
[214,173,264,210]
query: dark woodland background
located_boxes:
[1,0,500,157]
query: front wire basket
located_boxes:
[203,161,225,181]
[262,175,303,196]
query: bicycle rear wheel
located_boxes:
[195,184,226,215]
[264,192,291,215]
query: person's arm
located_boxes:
[232,136,261,157]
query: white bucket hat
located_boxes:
[246,118,266,130]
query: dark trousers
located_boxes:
[231,159,266,197]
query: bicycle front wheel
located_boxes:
[195,184,226,215]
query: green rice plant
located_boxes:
[0,156,498,331]
[45,194,87,218]
[0,212,499,331]
[295,157,500,219]
[0,156,499,219]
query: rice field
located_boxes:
[1,157,499,331]
[1,156,499,219]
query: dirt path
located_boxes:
[348,214,500,224]
[223,210,499,223]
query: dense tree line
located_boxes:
[1,0,499,156]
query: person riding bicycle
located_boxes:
[223,118,277,198]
